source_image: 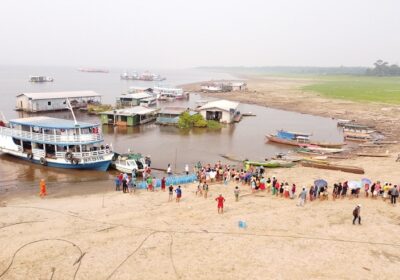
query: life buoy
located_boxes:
[40,157,47,166]
[65,152,73,160]
[27,152,33,160]
[72,158,80,165]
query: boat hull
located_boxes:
[0,149,112,171]
[301,161,364,174]
[266,134,344,148]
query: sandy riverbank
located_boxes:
[1,176,399,280]
[182,75,400,141]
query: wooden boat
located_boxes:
[373,140,398,145]
[344,132,373,142]
[266,134,344,148]
[356,153,390,158]
[299,145,344,154]
[219,154,243,162]
[301,161,364,174]
[244,160,295,168]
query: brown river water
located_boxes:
[0,66,343,198]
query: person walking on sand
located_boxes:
[234,186,240,202]
[215,194,225,214]
[122,176,128,193]
[114,175,121,191]
[352,204,361,225]
[196,182,203,196]
[297,187,307,207]
[167,164,172,176]
[175,186,182,203]
[39,179,47,198]
[168,185,174,201]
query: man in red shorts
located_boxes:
[215,194,225,214]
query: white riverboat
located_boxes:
[0,116,114,171]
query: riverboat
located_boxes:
[266,130,344,148]
[0,116,113,171]
[29,76,54,83]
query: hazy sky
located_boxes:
[0,0,399,68]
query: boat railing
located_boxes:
[55,149,112,159]
[0,126,103,143]
[32,148,45,158]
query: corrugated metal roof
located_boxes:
[17,90,101,100]
[199,100,239,111]
[102,106,158,116]
[119,92,152,99]
[9,116,96,129]
[158,107,188,115]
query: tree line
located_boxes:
[365,60,400,76]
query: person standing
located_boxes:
[215,194,225,214]
[352,204,361,225]
[203,182,209,199]
[114,175,121,191]
[175,186,182,203]
[297,187,307,207]
[168,185,174,201]
[390,185,399,206]
[234,186,240,202]
[122,177,128,193]
[161,177,166,192]
[185,164,189,175]
[39,179,47,198]
[167,164,172,176]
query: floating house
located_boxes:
[116,92,153,107]
[16,91,102,113]
[156,107,196,125]
[100,106,159,126]
[200,81,247,93]
[29,76,53,83]
[198,100,240,124]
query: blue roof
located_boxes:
[10,116,97,129]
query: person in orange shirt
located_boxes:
[39,179,47,198]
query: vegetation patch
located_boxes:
[178,112,221,129]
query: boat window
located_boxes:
[48,101,52,106]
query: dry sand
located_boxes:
[1,167,400,280]
[1,75,400,279]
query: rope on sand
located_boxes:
[0,238,84,280]
[0,220,43,230]
[169,233,179,279]
[105,231,158,280]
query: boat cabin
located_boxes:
[156,107,196,125]
[5,116,109,160]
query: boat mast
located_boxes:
[66,98,78,125]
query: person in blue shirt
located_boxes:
[114,176,120,191]
[175,186,182,202]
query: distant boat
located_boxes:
[78,68,109,73]
[29,76,54,83]
[120,71,165,81]
[244,160,295,168]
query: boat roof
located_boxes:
[119,92,152,99]
[16,90,101,100]
[278,129,312,136]
[9,116,97,129]
[159,107,196,115]
[102,106,158,116]
[199,100,239,111]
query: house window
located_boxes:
[48,101,52,106]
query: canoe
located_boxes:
[219,154,243,162]
[356,153,390,158]
[300,145,345,154]
[266,134,344,148]
[373,140,398,145]
[244,160,295,168]
[301,161,364,174]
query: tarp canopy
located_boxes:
[348,181,362,189]
[314,179,328,188]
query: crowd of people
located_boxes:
[111,161,399,215]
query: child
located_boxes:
[234,186,240,202]
[196,182,203,197]
[39,179,47,198]
[175,186,182,203]
[168,185,174,201]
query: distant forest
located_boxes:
[365,60,400,76]
[199,60,400,76]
